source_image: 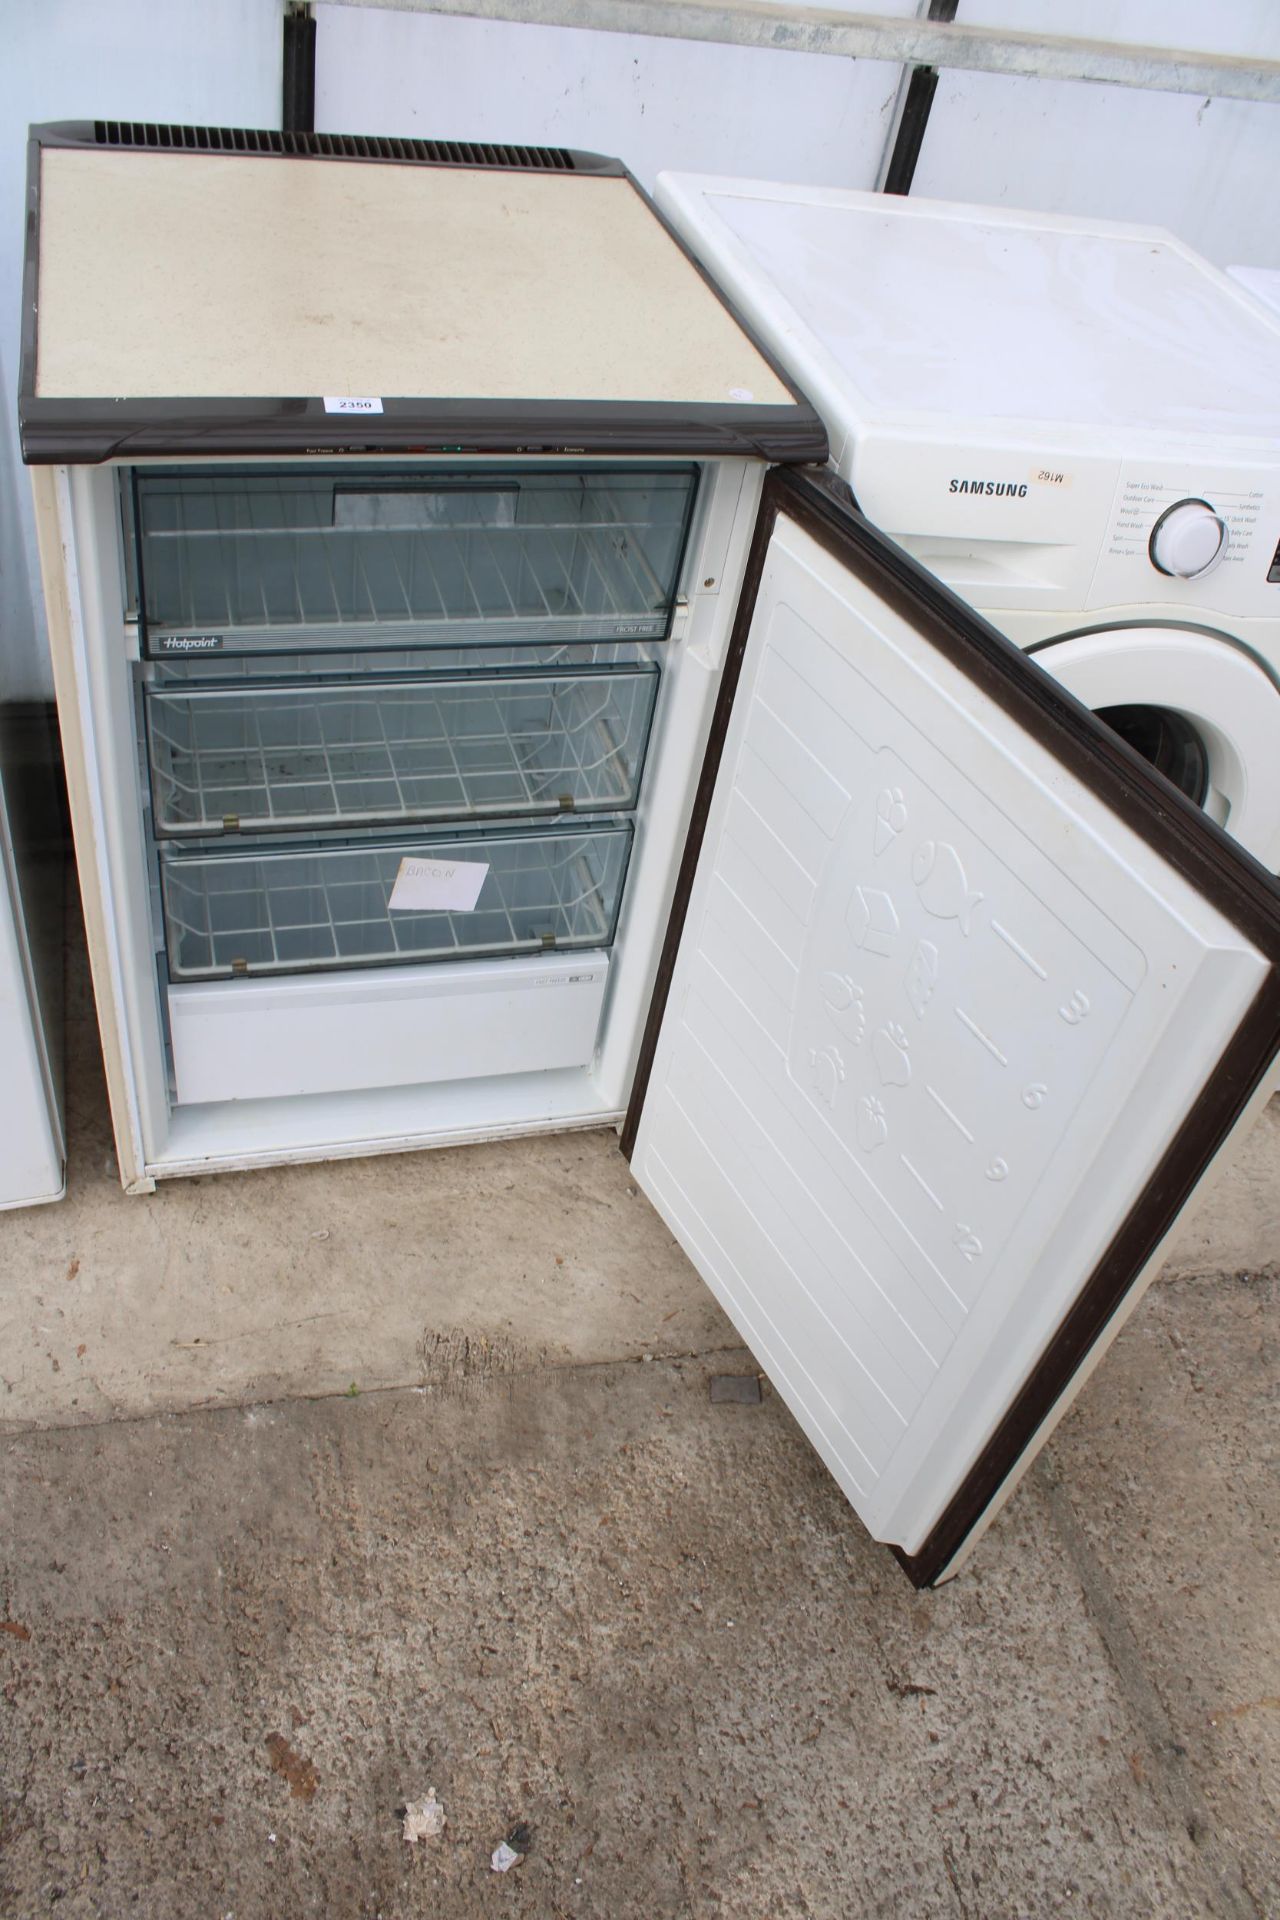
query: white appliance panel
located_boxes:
[630,499,1271,1560]
[0,708,64,1208]
[1227,265,1280,318]
[170,950,609,1105]
[653,177,1280,448]
[0,806,63,1207]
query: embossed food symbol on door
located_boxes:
[819,971,867,1045]
[847,885,899,957]
[874,786,908,856]
[903,938,940,1018]
[871,1021,911,1088]
[912,840,983,935]
[856,1093,888,1153]
[806,1044,846,1107]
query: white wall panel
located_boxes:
[914,0,1280,268]
[951,0,1280,64]
[0,0,281,699]
[313,3,914,193]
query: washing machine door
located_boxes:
[1028,626,1280,870]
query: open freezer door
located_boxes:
[623,466,1280,1587]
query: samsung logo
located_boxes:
[158,635,224,653]
[949,479,1029,497]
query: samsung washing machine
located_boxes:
[657,178,1280,870]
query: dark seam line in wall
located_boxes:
[882,0,959,198]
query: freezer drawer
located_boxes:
[168,950,609,1104]
[158,821,633,980]
[145,666,660,836]
[133,465,698,654]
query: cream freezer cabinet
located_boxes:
[22,125,1280,1585]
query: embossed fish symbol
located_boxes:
[911,840,983,936]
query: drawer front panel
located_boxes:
[145,667,659,837]
[169,951,609,1104]
[135,465,698,655]
[147,639,654,684]
[158,822,633,981]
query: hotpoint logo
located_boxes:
[158,635,224,653]
[949,479,1029,497]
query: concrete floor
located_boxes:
[1,938,1277,1917]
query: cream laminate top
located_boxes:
[34,148,794,407]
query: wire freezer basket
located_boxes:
[135,465,698,652]
[158,821,634,980]
[145,666,659,836]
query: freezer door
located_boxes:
[624,466,1280,1586]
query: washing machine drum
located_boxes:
[1029,626,1280,870]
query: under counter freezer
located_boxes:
[21,122,1280,1585]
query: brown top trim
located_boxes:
[18,398,828,467]
[625,464,1280,1584]
[17,123,828,469]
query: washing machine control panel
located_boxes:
[1093,463,1280,615]
[1148,498,1228,579]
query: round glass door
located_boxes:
[1029,626,1280,869]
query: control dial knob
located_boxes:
[1149,497,1228,580]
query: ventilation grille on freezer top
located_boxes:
[88,120,607,173]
